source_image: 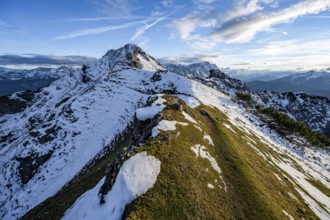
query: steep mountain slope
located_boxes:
[163,63,330,138]
[254,91,330,138]
[247,70,330,98]
[0,66,73,96]
[0,44,166,219]
[0,45,329,220]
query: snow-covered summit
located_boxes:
[84,44,165,81]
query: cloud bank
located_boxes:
[0,54,96,65]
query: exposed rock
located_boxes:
[0,90,34,116]
[151,70,165,82]
[209,69,226,79]
[99,112,161,200]
[16,151,53,185]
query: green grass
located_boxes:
[23,95,323,219]
[124,96,318,219]
[236,92,252,103]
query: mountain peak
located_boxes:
[101,44,164,72]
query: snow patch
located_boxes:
[203,134,214,146]
[182,111,197,124]
[152,120,188,137]
[63,152,161,220]
[176,95,200,108]
[194,125,202,132]
[136,105,163,121]
[191,144,227,191]
[282,210,294,220]
[191,144,221,174]
[223,123,236,133]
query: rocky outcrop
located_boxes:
[16,151,53,185]
[209,69,226,79]
[0,90,35,116]
[99,108,161,201]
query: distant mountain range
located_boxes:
[162,61,218,78]
[0,66,74,96]
[225,69,295,82]
[247,70,330,98]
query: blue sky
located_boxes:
[1,0,330,70]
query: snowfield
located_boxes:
[62,152,161,220]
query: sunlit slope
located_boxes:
[123,96,325,219]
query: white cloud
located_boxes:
[222,0,281,22]
[212,0,330,43]
[54,20,145,40]
[171,14,217,49]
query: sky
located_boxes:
[1,0,330,70]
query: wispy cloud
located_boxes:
[170,0,330,48]
[303,15,330,19]
[233,62,250,66]
[54,20,146,40]
[130,16,169,41]
[222,0,279,22]
[51,16,146,23]
[212,0,330,43]
[246,39,330,56]
[130,8,181,42]
[170,11,217,50]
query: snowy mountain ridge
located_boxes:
[162,61,217,78]
[0,44,329,219]
[165,62,330,138]
[0,66,73,81]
